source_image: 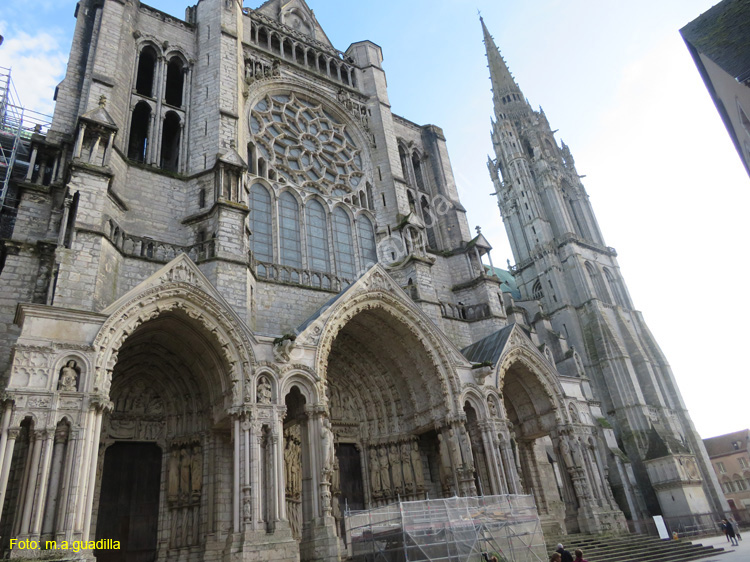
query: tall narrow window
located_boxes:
[128,101,151,162]
[366,183,374,210]
[135,46,157,97]
[165,56,185,107]
[399,145,410,183]
[532,280,544,300]
[160,111,181,172]
[603,268,626,307]
[249,183,273,263]
[357,215,377,268]
[585,261,611,304]
[332,207,355,278]
[412,152,425,191]
[421,196,437,249]
[305,200,330,272]
[279,192,302,268]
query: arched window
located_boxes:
[248,183,273,263]
[399,145,410,183]
[332,208,355,278]
[532,280,544,300]
[305,200,329,272]
[603,268,627,308]
[160,111,181,172]
[279,192,302,268]
[421,196,437,249]
[585,261,611,304]
[412,152,426,191]
[357,215,377,268]
[165,56,185,107]
[128,101,151,162]
[136,46,157,97]
[366,183,374,210]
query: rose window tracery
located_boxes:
[250,93,364,196]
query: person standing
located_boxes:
[722,519,739,546]
[573,549,588,562]
[556,543,574,562]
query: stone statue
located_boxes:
[180,448,190,498]
[401,443,414,492]
[285,439,295,495]
[168,449,179,501]
[437,434,453,492]
[332,455,340,494]
[378,446,391,496]
[410,441,425,490]
[191,444,202,494]
[389,444,403,494]
[257,376,272,404]
[243,496,252,522]
[369,448,381,497]
[447,428,463,469]
[59,360,79,391]
[488,398,498,417]
[321,418,335,475]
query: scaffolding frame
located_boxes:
[344,495,546,562]
[0,66,52,210]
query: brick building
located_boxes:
[704,430,750,521]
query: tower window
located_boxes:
[128,101,151,162]
[165,56,185,107]
[135,46,157,97]
[160,111,181,172]
[412,152,425,191]
[421,196,437,249]
[532,280,544,300]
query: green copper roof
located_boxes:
[485,265,522,300]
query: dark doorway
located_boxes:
[337,443,364,512]
[96,442,161,562]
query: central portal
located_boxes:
[95,442,161,562]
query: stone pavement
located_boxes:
[688,533,749,561]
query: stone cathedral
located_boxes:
[0,1,727,561]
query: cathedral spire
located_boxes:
[481,17,524,111]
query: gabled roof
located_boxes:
[254,0,335,50]
[703,429,750,458]
[79,97,118,130]
[460,323,532,365]
[680,0,750,82]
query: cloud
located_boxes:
[0,26,68,116]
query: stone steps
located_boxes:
[545,532,726,562]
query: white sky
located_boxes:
[1,0,747,439]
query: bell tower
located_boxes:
[482,17,728,520]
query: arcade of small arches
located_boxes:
[0,281,626,561]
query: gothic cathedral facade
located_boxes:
[0,1,726,561]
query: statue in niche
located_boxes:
[58,360,79,391]
[401,443,414,493]
[488,398,498,418]
[437,434,453,493]
[243,496,252,522]
[257,376,272,404]
[191,444,202,495]
[369,448,381,497]
[458,424,475,471]
[559,437,574,470]
[180,448,191,499]
[168,449,180,501]
[332,454,340,494]
[378,447,392,496]
[389,444,403,494]
[328,386,341,419]
[410,441,425,490]
[284,439,295,495]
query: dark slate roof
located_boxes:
[485,265,522,300]
[461,324,515,364]
[680,0,750,81]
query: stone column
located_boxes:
[518,440,547,513]
[233,416,241,532]
[55,428,78,541]
[82,408,103,541]
[31,428,55,537]
[42,426,68,536]
[0,428,19,518]
[0,403,13,477]
[19,430,44,535]
[242,417,252,531]
[478,422,501,494]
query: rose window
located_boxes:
[250,93,364,196]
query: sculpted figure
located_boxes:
[488,398,498,418]
[191,445,202,494]
[369,448,381,497]
[448,428,463,470]
[320,418,335,474]
[180,448,190,498]
[410,441,425,490]
[168,449,180,501]
[257,376,272,404]
[378,446,391,495]
[59,360,79,391]
[285,439,294,495]
[389,444,403,494]
[401,443,414,492]
[437,434,453,492]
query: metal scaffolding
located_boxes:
[344,495,547,562]
[0,66,52,210]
